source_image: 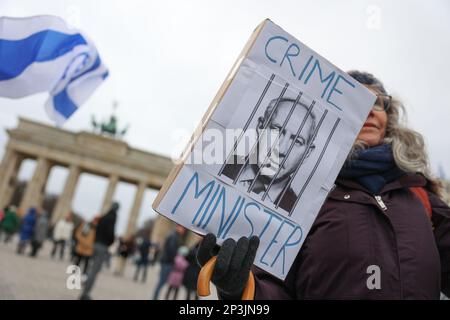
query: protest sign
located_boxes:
[153,19,376,280]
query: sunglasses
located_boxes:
[373,94,392,112]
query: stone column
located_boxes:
[19,157,51,216]
[124,181,146,237]
[0,148,23,209]
[150,215,175,245]
[100,174,119,215]
[51,164,80,224]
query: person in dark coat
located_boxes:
[17,207,37,255]
[114,236,135,276]
[30,210,49,257]
[133,236,152,283]
[152,225,186,300]
[182,244,201,300]
[79,203,118,300]
[196,71,450,300]
[149,242,160,266]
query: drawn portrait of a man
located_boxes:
[221,97,317,213]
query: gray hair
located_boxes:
[383,97,442,195]
[347,70,443,196]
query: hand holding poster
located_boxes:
[153,19,376,280]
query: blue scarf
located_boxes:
[338,144,405,194]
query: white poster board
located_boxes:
[153,19,376,280]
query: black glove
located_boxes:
[197,233,260,299]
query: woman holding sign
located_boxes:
[197,71,450,300]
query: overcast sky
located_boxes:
[1,0,449,235]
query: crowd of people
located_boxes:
[0,202,202,300]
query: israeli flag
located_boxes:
[0,15,109,125]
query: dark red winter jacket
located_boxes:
[253,173,450,299]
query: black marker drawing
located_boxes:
[218,73,275,176]
[221,89,319,213]
[287,117,341,216]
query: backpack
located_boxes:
[409,187,433,228]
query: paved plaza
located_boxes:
[0,236,215,300]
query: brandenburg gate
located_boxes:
[0,118,183,241]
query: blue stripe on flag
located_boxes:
[0,30,87,81]
[53,89,78,119]
[51,68,108,120]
